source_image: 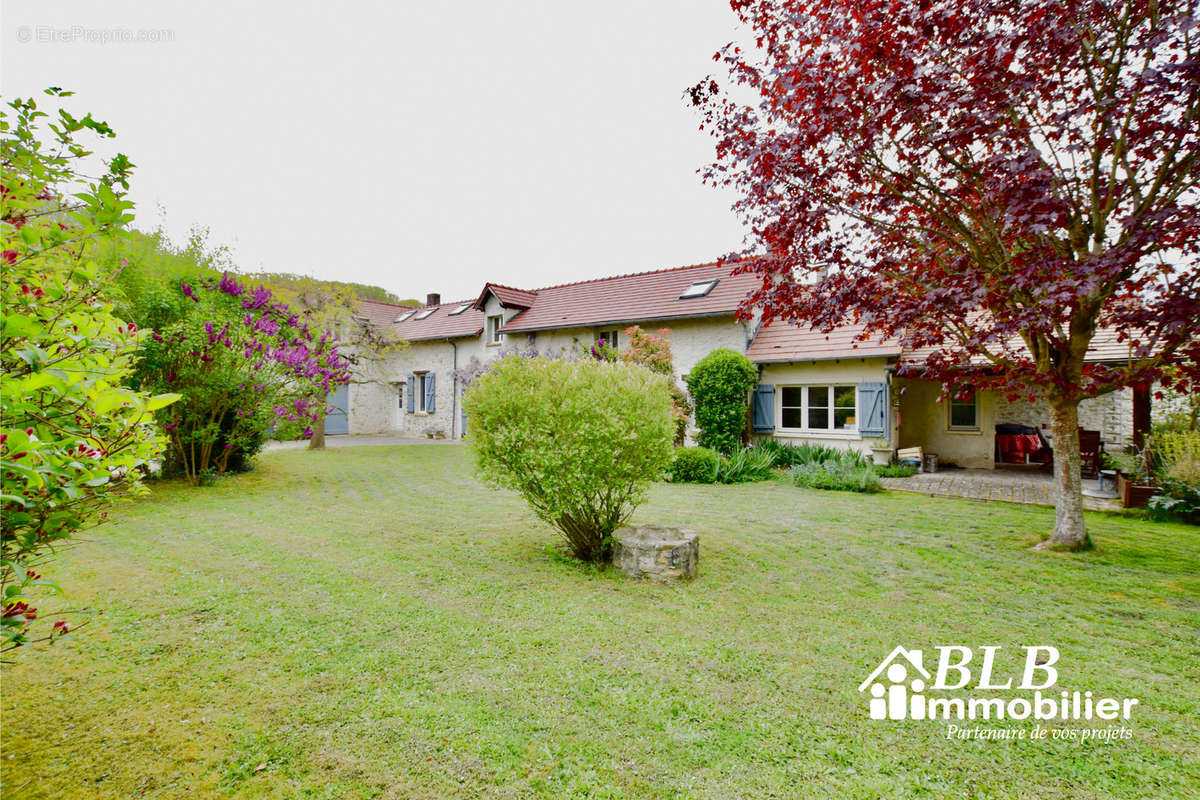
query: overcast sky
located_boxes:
[2,1,749,302]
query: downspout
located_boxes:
[448,339,459,439]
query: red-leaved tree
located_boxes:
[693,0,1200,548]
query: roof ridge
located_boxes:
[357,297,422,310]
[527,259,737,293]
[483,281,537,294]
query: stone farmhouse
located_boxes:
[333,261,1141,470]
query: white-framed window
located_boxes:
[596,329,620,350]
[779,385,857,431]
[487,314,503,345]
[413,307,437,320]
[415,373,429,413]
[949,388,978,430]
[396,381,405,409]
[447,303,472,316]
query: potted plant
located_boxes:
[867,438,893,466]
[1103,449,1157,508]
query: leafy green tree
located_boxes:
[685,349,758,454]
[464,355,674,562]
[1,90,178,651]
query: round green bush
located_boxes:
[685,349,758,454]
[669,447,721,483]
[464,355,675,562]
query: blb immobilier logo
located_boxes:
[857,645,1138,737]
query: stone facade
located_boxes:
[347,299,756,441]
[611,525,699,582]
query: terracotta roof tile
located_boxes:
[901,327,1144,365]
[359,298,484,342]
[477,283,537,309]
[500,261,758,333]
[747,321,902,362]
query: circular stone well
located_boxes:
[611,524,699,582]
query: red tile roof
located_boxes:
[477,283,537,309]
[359,298,484,342]
[500,261,759,334]
[902,326,1145,365]
[747,320,903,362]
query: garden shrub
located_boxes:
[464,355,675,562]
[874,463,918,478]
[715,447,777,483]
[126,271,349,483]
[619,326,692,445]
[754,438,843,468]
[685,348,758,454]
[1,91,179,651]
[792,455,883,493]
[669,447,720,483]
[1147,431,1200,524]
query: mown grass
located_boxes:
[1,445,1197,799]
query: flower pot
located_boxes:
[870,447,892,466]
[1117,473,1156,508]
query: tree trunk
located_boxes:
[1042,399,1090,550]
[308,410,326,450]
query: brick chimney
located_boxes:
[426,292,441,307]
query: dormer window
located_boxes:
[447,303,472,316]
[413,308,437,320]
[679,279,718,299]
[487,314,503,344]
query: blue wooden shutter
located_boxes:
[406,374,415,413]
[858,381,888,438]
[425,372,436,413]
[752,384,775,433]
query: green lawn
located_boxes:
[2,446,1197,799]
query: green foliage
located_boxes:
[874,463,918,478]
[685,349,758,454]
[619,326,691,445]
[464,355,674,562]
[669,447,720,483]
[716,446,777,483]
[1147,430,1200,524]
[249,271,405,304]
[753,438,844,468]
[1,90,178,651]
[669,445,776,484]
[792,450,882,493]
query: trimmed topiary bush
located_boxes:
[685,349,758,454]
[464,354,675,562]
[669,447,721,483]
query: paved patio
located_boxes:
[880,469,1122,511]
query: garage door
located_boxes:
[324,384,349,436]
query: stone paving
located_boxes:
[880,469,1123,511]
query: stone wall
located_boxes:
[993,388,1133,449]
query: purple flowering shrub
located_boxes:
[136,273,349,483]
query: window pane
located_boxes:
[782,407,804,428]
[834,385,856,408]
[807,386,829,408]
[951,403,976,428]
[781,387,803,408]
[834,407,855,429]
[808,408,829,429]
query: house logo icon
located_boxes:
[858,646,934,720]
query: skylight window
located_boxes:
[679,279,719,299]
[394,311,415,323]
[413,308,437,320]
[447,303,472,316]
